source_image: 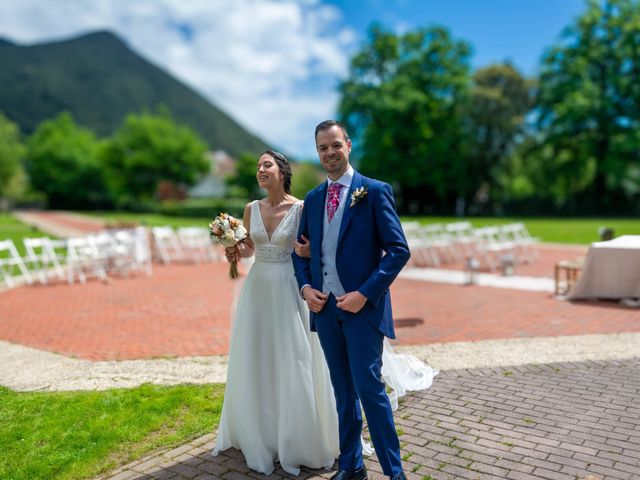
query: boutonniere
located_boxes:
[350,186,368,207]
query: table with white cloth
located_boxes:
[568,235,640,300]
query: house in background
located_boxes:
[188,150,236,199]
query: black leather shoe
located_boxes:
[352,466,368,480]
[389,472,407,480]
[330,466,368,480]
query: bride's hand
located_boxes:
[294,235,311,258]
[225,246,238,263]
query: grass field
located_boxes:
[0,213,48,257]
[0,383,224,480]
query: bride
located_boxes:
[212,150,437,476]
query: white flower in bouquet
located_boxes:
[209,212,248,278]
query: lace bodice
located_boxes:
[250,200,302,263]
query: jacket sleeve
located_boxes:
[358,183,411,306]
[292,196,312,291]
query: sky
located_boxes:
[0,0,587,160]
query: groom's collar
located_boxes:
[326,165,354,189]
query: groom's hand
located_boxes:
[303,286,328,313]
[336,291,367,313]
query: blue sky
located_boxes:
[0,0,588,159]
[327,0,586,75]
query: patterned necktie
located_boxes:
[326,182,343,223]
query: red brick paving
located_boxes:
[0,263,234,360]
[1,258,639,360]
[415,243,588,277]
[2,210,637,361]
[31,210,106,233]
[392,278,640,345]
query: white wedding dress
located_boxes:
[212,200,438,475]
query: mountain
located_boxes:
[0,31,269,158]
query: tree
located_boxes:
[532,0,640,212]
[0,112,27,203]
[101,109,209,207]
[339,24,472,213]
[26,112,109,208]
[467,63,533,211]
[291,162,323,200]
[225,152,262,199]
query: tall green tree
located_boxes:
[467,63,533,210]
[225,152,262,199]
[339,24,472,213]
[533,0,640,212]
[291,162,323,199]
[101,109,209,207]
[0,113,26,202]
[26,112,109,208]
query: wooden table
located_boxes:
[554,258,584,296]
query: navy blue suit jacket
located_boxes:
[292,171,410,339]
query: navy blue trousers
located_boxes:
[315,294,402,477]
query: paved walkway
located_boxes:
[13,209,106,237]
[101,359,640,480]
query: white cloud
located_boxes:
[0,0,356,158]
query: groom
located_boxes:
[292,120,410,480]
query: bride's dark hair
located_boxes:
[263,150,292,194]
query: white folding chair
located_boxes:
[501,222,539,263]
[177,226,220,264]
[152,226,186,264]
[90,231,132,277]
[472,226,516,271]
[23,237,66,284]
[66,236,108,284]
[403,222,441,267]
[0,239,33,288]
[112,227,153,276]
[445,221,476,261]
[420,224,457,264]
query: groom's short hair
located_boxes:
[315,120,350,142]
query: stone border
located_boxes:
[2,332,640,392]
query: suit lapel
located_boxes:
[312,182,327,247]
[338,171,362,245]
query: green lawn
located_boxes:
[0,213,48,257]
[402,216,640,245]
[0,383,224,480]
[90,211,212,229]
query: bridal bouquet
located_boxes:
[209,212,248,279]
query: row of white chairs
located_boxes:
[403,221,539,271]
[0,227,154,289]
[1,225,227,290]
[151,226,223,265]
